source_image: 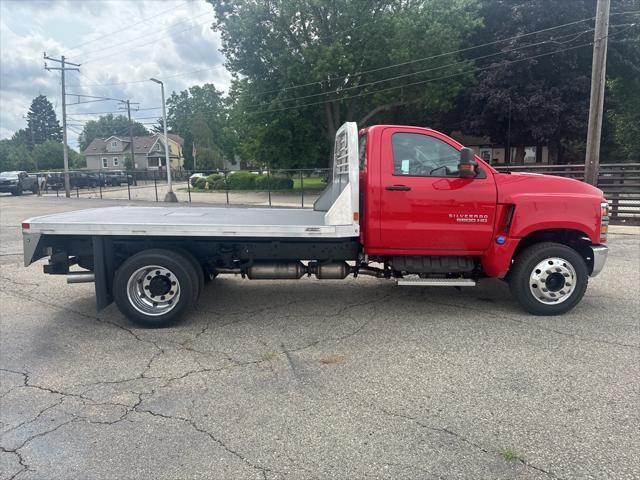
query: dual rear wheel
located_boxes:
[114,249,202,328]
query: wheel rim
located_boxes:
[529,257,577,304]
[126,265,180,316]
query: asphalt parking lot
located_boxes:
[1,195,639,480]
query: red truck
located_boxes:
[22,123,609,327]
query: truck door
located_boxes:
[379,127,497,252]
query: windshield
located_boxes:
[0,172,19,178]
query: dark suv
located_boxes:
[0,171,38,195]
[47,171,100,190]
[102,170,136,186]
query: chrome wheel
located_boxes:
[529,257,576,304]
[126,265,180,316]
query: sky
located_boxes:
[0,0,232,149]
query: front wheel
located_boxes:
[113,249,198,327]
[509,242,589,315]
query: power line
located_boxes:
[71,65,228,88]
[245,25,637,117]
[246,42,596,117]
[231,10,638,102]
[63,13,636,93]
[65,106,163,115]
[120,41,595,125]
[70,10,214,60]
[82,15,217,64]
[238,28,598,109]
[63,1,189,54]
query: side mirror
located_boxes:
[458,147,478,178]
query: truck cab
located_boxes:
[22,122,609,327]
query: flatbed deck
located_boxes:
[24,206,359,238]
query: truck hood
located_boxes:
[494,172,604,203]
[494,172,604,243]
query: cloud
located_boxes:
[0,0,231,150]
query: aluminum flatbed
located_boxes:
[23,205,359,238]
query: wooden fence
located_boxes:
[494,163,640,223]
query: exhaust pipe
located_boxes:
[67,272,95,284]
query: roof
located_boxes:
[449,130,494,146]
[83,134,184,155]
[167,134,184,146]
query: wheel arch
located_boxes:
[481,227,595,278]
[512,228,595,275]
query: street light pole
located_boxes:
[150,78,177,202]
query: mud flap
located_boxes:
[93,236,115,311]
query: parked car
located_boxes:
[47,171,99,190]
[0,171,38,195]
[189,172,206,186]
[101,170,136,186]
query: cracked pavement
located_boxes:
[1,196,639,480]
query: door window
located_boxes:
[392,133,460,177]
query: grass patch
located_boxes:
[262,351,277,361]
[292,176,326,191]
[498,448,521,461]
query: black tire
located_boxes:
[113,249,198,328]
[509,242,588,315]
[12,186,22,196]
[172,247,204,300]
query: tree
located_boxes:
[165,84,232,169]
[459,0,640,164]
[26,95,62,147]
[603,77,640,162]
[30,141,82,170]
[0,139,33,171]
[209,0,481,167]
[78,114,149,151]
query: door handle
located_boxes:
[385,184,411,191]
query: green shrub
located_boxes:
[255,174,293,190]
[206,173,223,184]
[226,171,257,189]
[194,177,207,189]
[211,179,227,190]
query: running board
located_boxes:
[396,278,476,287]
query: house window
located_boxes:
[113,157,119,166]
[102,158,108,168]
[111,140,118,148]
[148,157,160,168]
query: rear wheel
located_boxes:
[113,249,198,327]
[509,242,588,315]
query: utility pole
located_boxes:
[44,53,80,198]
[584,0,610,186]
[122,100,139,170]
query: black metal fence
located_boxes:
[29,168,331,209]
[19,163,640,222]
[495,163,640,223]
